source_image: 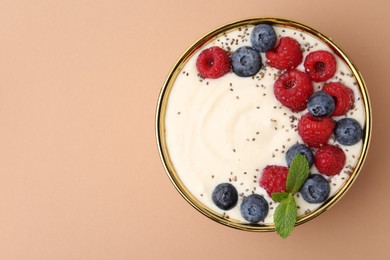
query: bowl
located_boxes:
[156,17,371,232]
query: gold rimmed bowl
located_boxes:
[156,17,371,232]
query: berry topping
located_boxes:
[334,118,363,146]
[286,143,314,167]
[274,69,313,111]
[231,46,262,77]
[304,50,337,82]
[250,24,277,52]
[314,145,346,176]
[212,183,238,210]
[322,82,354,116]
[266,37,303,70]
[307,91,335,118]
[259,166,288,196]
[298,113,335,148]
[300,174,330,203]
[240,194,269,223]
[196,46,231,79]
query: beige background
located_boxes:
[0,0,389,259]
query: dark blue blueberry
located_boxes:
[231,46,262,77]
[250,24,277,52]
[300,174,330,203]
[307,91,335,118]
[286,143,314,167]
[334,118,362,145]
[212,183,238,210]
[240,194,269,223]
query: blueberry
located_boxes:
[307,91,335,118]
[231,46,262,77]
[286,143,314,167]
[212,183,238,210]
[240,194,269,223]
[334,118,362,145]
[250,24,277,52]
[300,174,330,203]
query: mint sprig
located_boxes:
[273,153,310,238]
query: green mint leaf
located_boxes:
[272,192,289,202]
[274,193,297,239]
[286,153,310,194]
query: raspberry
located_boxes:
[314,145,346,176]
[304,50,337,82]
[266,37,303,70]
[196,46,231,79]
[322,82,354,116]
[259,166,288,196]
[298,113,335,148]
[274,69,313,111]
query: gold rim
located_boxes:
[155,17,372,232]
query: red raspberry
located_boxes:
[304,50,337,82]
[196,46,231,79]
[266,37,303,70]
[298,113,335,148]
[274,69,313,111]
[259,166,288,196]
[314,145,346,176]
[322,82,354,116]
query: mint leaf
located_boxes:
[286,153,310,194]
[274,193,297,239]
[272,192,289,202]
